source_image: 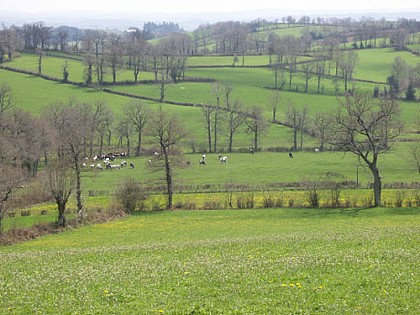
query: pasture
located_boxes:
[0,22,419,315]
[1,208,419,314]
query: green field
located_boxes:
[1,208,419,314]
[1,19,420,315]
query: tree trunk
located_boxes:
[74,157,83,218]
[213,100,219,152]
[136,131,142,157]
[254,129,258,151]
[229,132,233,152]
[57,200,66,227]
[162,147,173,209]
[207,118,212,153]
[370,164,382,206]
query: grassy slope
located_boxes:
[1,208,418,314]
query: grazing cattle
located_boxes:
[130,162,135,168]
[289,152,294,158]
[121,161,128,167]
[106,163,121,170]
[314,148,319,153]
[202,154,206,160]
[96,163,104,171]
[199,159,207,166]
[89,163,95,168]
[82,162,87,167]
[154,151,162,157]
[148,159,152,165]
[250,148,254,154]
[219,156,228,163]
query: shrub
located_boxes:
[203,200,221,210]
[394,190,406,207]
[237,194,255,209]
[115,178,148,213]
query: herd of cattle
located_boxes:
[81,151,231,171]
[82,152,134,171]
[82,148,320,171]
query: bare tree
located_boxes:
[245,105,270,151]
[0,83,14,118]
[338,50,358,92]
[107,33,124,83]
[298,106,309,150]
[126,32,150,83]
[329,93,403,206]
[313,113,332,151]
[36,47,43,75]
[115,115,132,156]
[44,159,76,227]
[44,101,89,219]
[0,164,26,234]
[202,104,215,153]
[270,90,280,122]
[285,102,300,151]
[212,82,224,152]
[148,107,186,209]
[300,62,314,93]
[226,100,246,152]
[123,101,151,157]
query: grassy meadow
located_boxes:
[0,22,420,315]
[1,208,419,314]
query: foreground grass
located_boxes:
[0,208,419,314]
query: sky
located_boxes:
[2,0,419,15]
[1,0,419,30]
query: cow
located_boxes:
[199,159,207,166]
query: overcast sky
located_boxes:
[1,0,419,30]
[2,0,419,15]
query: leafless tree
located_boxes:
[115,115,132,156]
[313,113,332,151]
[36,47,43,75]
[298,106,309,150]
[107,33,124,83]
[123,101,152,157]
[44,158,75,227]
[0,109,29,233]
[202,104,215,153]
[212,82,223,152]
[57,29,69,51]
[338,50,358,92]
[329,93,403,206]
[0,164,27,234]
[125,32,151,83]
[285,102,300,151]
[0,25,22,60]
[44,101,89,219]
[245,105,270,151]
[148,107,186,209]
[0,83,14,118]
[300,62,314,93]
[226,100,246,152]
[270,90,281,122]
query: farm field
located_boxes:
[1,16,420,315]
[1,208,419,314]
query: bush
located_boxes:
[115,178,148,213]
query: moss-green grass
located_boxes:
[1,207,418,314]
